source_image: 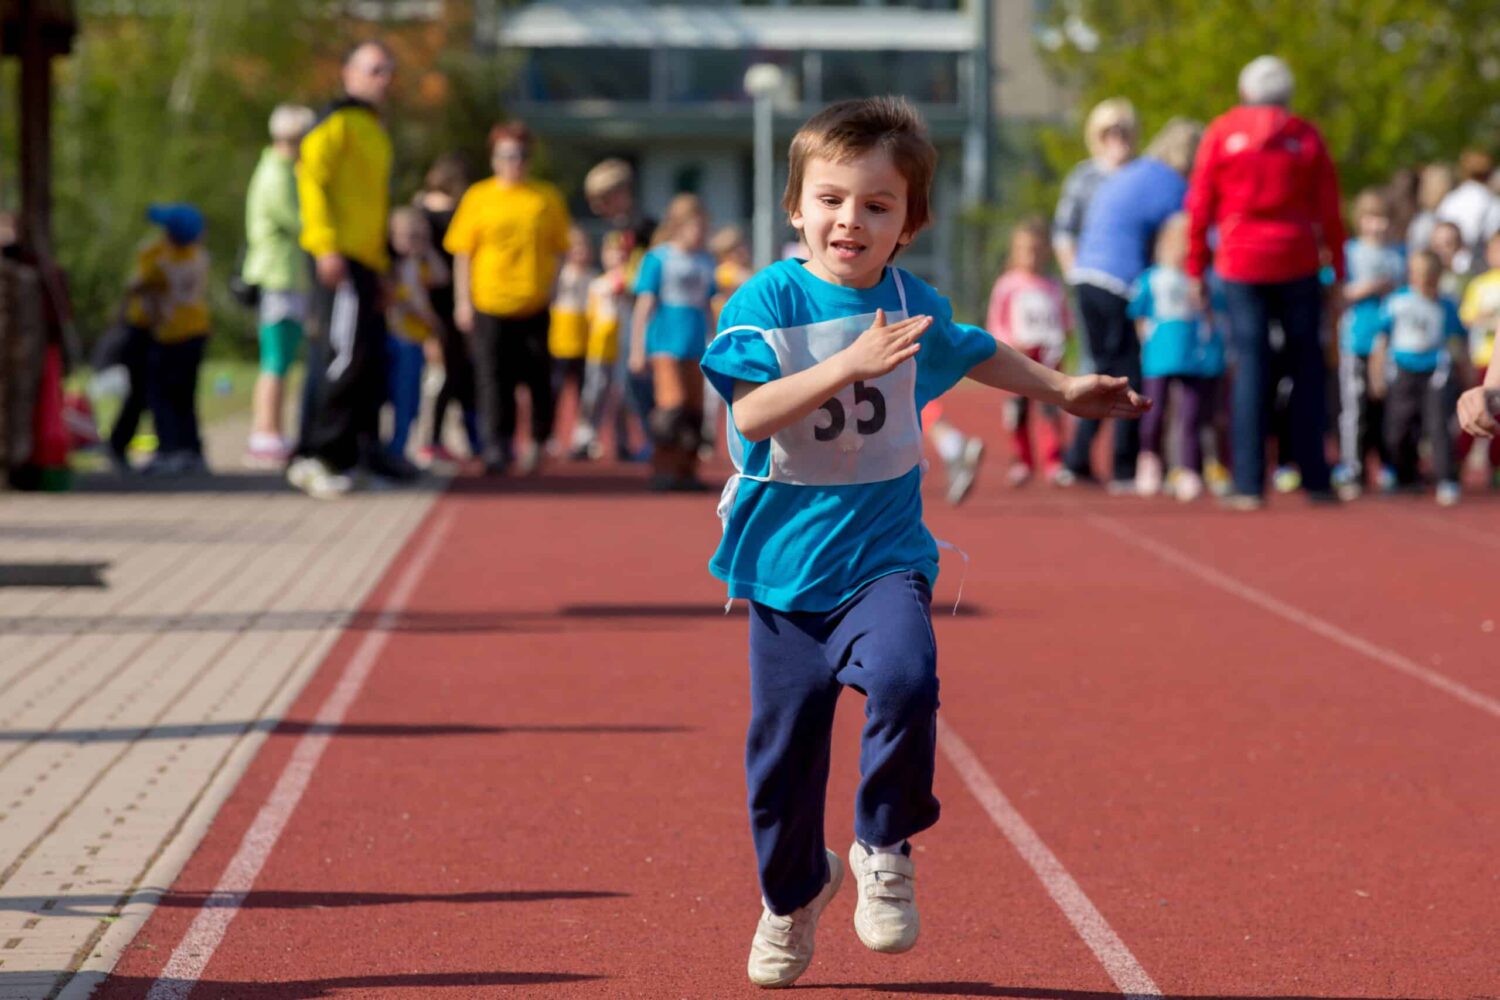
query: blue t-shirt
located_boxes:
[635,245,716,359]
[1379,287,1464,373]
[1072,157,1187,295]
[1128,266,1226,378]
[1340,239,1405,357]
[701,260,997,612]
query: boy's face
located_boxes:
[1431,225,1461,263]
[391,216,426,256]
[1357,210,1389,242]
[1011,230,1043,272]
[567,232,592,266]
[1486,238,1500,271]
[1410,258,1439,296]
[601,244,626,270]
[791,150,912,289]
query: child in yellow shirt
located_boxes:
[385,207,448,460]
[573,232,629,459]
[121,204,210,476]
[551,226,597,456]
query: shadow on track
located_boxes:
[805,984,1455,1000]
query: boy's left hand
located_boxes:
[1061,374,1152,420]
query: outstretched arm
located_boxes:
[966,342,1151,420]
[732,308,931,441]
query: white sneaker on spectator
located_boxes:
[1135,452,1164,496]
[1436,480,1461,507]
[1174,469,1204,502]
[849,841,919,954]
[287,456,351,500]
[944,437,984,505]
[747,849,843,988]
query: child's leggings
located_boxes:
[746,571,941,915]
[1140,375,1216,472]
[385,335,424,458]
[1005,348,1062,470]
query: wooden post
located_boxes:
[18,0,53,259]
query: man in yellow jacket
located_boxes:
[288,40,407,498]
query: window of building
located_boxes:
[820,50,960,105]
[661,49,798,104]
[521,48,652,102]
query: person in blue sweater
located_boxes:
[703,96,1149,989]
[1059,118,1202,492]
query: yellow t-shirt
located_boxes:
[585,270,627,363]
[126,239,210,343]
[445,177,570,319]
[387,255,435,344]
[549,262,595,360]
[1459,269,1500,367]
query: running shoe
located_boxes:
[1377,465,1398,493]
[1272,465,1301,494]
[287,456,352,499]
[849,841,919,954]
[1006,462,1032,488]
[1436,480,1461,507]
[1135,452,1164,497]
[944,437,984,505]
[1219,493,1265,512]
[1105,478,1138,497]
[1174,469,1204,502]
[1203,459,1233,497]
[747,849,843,988]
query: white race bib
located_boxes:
[1390,296,1444,356]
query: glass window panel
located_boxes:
[522,48,652,102]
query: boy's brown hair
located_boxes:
[782,97,937,255]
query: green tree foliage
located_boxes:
[2,1,510,355]
[1036,0,1500,197]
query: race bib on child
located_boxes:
[1010,287,1066,353]
[1389,296,1444,356]
[760,312,922,486]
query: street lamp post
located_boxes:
[743,63,785,271]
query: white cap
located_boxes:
[1238,56,1294,106]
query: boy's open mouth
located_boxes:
[830,239,866,260]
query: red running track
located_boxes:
[97,388,1500,999]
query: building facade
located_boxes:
[489,0,1066,289]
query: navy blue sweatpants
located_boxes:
[746,570,941,915]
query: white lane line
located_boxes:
[144,511,454,1000]
[938,722,1163,1000]
[1087,514,1500,722]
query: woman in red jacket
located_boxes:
[1184,56,1346,507]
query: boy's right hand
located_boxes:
[840,309,930,381]
[1457,386,1500,438]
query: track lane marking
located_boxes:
[1087,514,1500,721]
[144,511,455,1000]
[938,723,1162,999]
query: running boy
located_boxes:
[701,97,1148,989]
[1371,249,1473,505]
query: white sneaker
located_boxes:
[1436,480,1461,507]
[1135,452,1164,496]
[1174,469,1204,502]
[747,849,843,988]
[287,456,352,500]
[944,437,984,505]
[849,841,919,954]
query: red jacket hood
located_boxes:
[1219,104,1305,150]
